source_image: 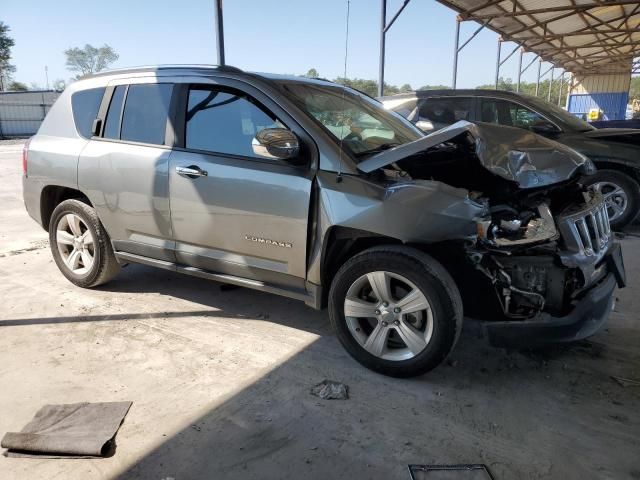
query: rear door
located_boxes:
[78,79,175,261]
[168,79,315,290]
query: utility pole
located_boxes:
[45,66,49,90]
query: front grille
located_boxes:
[558,193,611,257]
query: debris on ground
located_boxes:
[310,380,349,400]
[611,375,640,387]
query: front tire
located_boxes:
[585,169,640,230]
[49,199,120,288]
[328,246,463,377]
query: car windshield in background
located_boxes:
[279,82,422,158]
[524,95,595,132]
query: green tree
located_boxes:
[64,44,118,78]
[418,84,450,91]
[334,77,379,97]
[333,77,403,97]
[0,22,16,90]
[629,76,640,101]
[53,79,67,91]
[305,68,319,78]
[399,83,413,93]
[8,80,27,91]
[476,76,569,107]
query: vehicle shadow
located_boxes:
[110,314,639,480]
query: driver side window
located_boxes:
[185,86,285,158]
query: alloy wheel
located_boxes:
[56,213,95,275]
[344,271,433,361]
[593,181,628,223]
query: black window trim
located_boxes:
[100,84,129,140]
[93,82,175,149]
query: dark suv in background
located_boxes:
[382,89,640,229]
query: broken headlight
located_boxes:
[477,203,558,247]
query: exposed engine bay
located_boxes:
[360,121,615,322]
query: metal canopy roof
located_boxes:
[437,0,640,74]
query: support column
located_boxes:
[516,48,523,93]
[494,37,502,89]
[535,58,542,96]
[214,0,225,65]
[547,68,554,102]
[558,72,564,106]
[452,17,460,89]
[378,0,387,97]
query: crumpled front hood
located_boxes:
[357,121,591,189]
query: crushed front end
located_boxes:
[357,120,625,347]
[469,186,625,346]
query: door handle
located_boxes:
[176,165,208,178]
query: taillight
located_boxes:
[22,138,31,176]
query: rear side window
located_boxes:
[480,98,556,131]
[103,85,126,139]
[120,84,173,145]
[71,87,105,138]
[418,97,472,124]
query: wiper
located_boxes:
[354,142,399,157]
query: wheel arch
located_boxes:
[319,226,458,308]
[590,161,640,185]
[40,185,92,232]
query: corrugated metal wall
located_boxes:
[567,73,631,121]
[0,90,61,138]
[567,92,629,121]
[570,74,631,94]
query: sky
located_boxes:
[3,0,555,90]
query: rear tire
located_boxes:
[585,169,639,230]
[49,199,120,288]
[328,245,463,377]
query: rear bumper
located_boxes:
[22,175,43,227]
[484,243,624,347]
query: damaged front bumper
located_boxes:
[484,242,625,347]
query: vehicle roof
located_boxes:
[82,64,337,87]
[380,89,529,101]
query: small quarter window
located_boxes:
[120,84,173,145]
[71,87,105,138]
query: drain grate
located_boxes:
[408,464,494,479]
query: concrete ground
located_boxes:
[0,139,638,479]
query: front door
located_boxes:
[168,82,314,290]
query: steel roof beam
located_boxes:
[465,1,640,20]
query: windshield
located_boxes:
[278,81,423,158]
[524,95,595,132]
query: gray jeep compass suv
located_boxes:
[22,65,625,377]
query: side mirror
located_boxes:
[252,128,300,160]
[530,123,559,135]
